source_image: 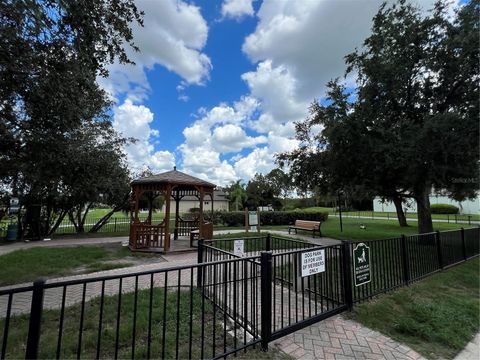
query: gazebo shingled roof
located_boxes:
[131,168,215,188]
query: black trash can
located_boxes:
[6,224,18,241]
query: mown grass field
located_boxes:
[0,245,157,287]
[255,217,469,241]
[347,257,480,359]
[302,207,480,221]
[317,217,470,240]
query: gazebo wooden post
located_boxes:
[130,187,138,249]
[199,187,204,238]
[147,192,153,225]
[210,192,214,215]
[133,187,140,221]
[164,185,172,252]
[174,189,180,240]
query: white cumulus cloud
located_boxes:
[113,99,175,174]
[212,124,267,153]
[221,0,255,20]
[99,0,211,102]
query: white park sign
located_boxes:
[301,249,325,277]
[234,239,244,257]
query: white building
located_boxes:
[373,194,479,214]
[175,190,229,213]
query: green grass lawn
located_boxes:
[318,217,470,240]
[0,245,157,287]
[302,207,480,221]
[223,217,468,241]
[347,257,480,359]
[1,287,289,359]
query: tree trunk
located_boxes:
[77,206,84,233]
[392,196,408,227]
[79,203,92,232]
[89,194,130,233]
[89,208,117,232]
[416,186,433,233]
[48,211,67,236]
[68,211,78,232]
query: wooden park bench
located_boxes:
[288,220,322,238]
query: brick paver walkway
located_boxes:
[0,252,198,316]
[272,314,424,360]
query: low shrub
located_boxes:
[217,212,244,226]
[430,204,459,214]
[216,211,329,227]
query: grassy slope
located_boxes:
[348,257,480,359]
[0,246,155,287]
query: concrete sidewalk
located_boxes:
[454,333,480,360]
[0,228,340,256]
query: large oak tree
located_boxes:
[280,0,479,233]
[0,0,143,236]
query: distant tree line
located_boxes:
[222,169,292,211]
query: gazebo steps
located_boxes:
[129,238,197,254]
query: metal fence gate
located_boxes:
[201,236,351,350]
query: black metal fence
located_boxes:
[1,228,478,359]
[205,234,316,258]
[0,257,263,360]
[53,216,146,235]
[348,227,480,303]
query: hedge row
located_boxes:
[214,211,329,227]
[430,203,459,214]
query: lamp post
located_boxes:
[337,190,343,232]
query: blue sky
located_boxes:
[101,0,456,186]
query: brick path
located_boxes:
[272,314,424,360]
[0,252,198,316]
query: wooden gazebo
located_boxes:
[129,167,215,252]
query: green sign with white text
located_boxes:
[353,243,371,286]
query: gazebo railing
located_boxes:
[175,218,199,237]
[130,222,165,249]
